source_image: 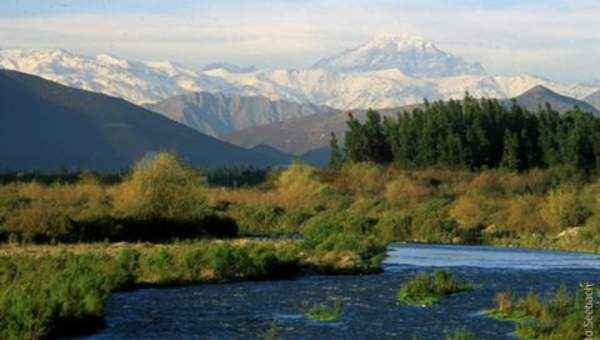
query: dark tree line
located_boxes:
[335,95,600,172]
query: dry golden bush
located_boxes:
[113,152,208,220]
[335,162,385,197]
[467,171,505,196]
[502,194,546,235]
[539,185,586,233]
[449,194,490,229]
[207,188,279,206]
[3,181,111,241]
[275,162,329,210]
[384,175,431,204]
[501,169,551,196]
[495,291,513,312]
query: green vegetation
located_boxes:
[1,96,600,339]
[261,321,280,340]
[304,298,344,321]
[397,270,474,306]
[345,96,600,172]
[484,284,600,339]
[445,327,477,340]
[0,238,382,340]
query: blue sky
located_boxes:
[1,0,598,83]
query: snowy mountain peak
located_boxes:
[95,54,130,67]
[367,33,434,50]
[311,34,486,78]
[202,63,258,73]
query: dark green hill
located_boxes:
[0,70,277,171]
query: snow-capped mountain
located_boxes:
[311,34,486,77]
[0,48,233,104]
[1,34,599,111]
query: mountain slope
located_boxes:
[220,106,415,155]
[584,90,600,110]
[144,92,331,136]
[513,85,599,115]
[222,87,597,155]
[312,34,486,77]
[0,70,280,171]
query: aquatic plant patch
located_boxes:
[397,270,474,306]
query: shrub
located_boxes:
[501,194,546,235]
[494,291,512,312]
[449,194,490,229]
[484,284,598,339]
[300,212,344,246]
[276,162,328,210]
[397,270,474,306]
[3,182,111,242]
[227,203,284,235]
[467,171,505,196]
[384,175,431,204]
[113,152,209,221]
[336,162,385,197]
[374,213,413,241]
[540,185,590,232]
[410,198,458,243]
[304,298,344,321]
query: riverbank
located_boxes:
[0,238,385,339]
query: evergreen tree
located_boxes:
[328,132,344,169]
[500,130,521,171]
[345,113,369,162]
[342,94,600,172]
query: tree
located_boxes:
[328,132,344,169]
[344,113,369,162]
[363,109,393,163]
[500,130,521,171]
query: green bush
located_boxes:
[304,298,344,321]
[300,212,344,246]
[374,213,413,241]
[397,270,474,306]
[227,203,284,235]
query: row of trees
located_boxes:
[331,95,600,172]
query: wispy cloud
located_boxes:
[1,0,598,82]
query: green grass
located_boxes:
[481,308,532,322]
[397,270,474,306]
[445,327,477,340]
[483,284,600,339]
[304,298,344,321]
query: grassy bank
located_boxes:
[0,238,384,339]
[483,284,600,339]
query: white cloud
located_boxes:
[0,0,598,82]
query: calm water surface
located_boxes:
[84,244,600,339]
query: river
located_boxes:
[84,244,600,339]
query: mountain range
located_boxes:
[0,70,280,171]
[144,92,331,136]
[2,34,600,112]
